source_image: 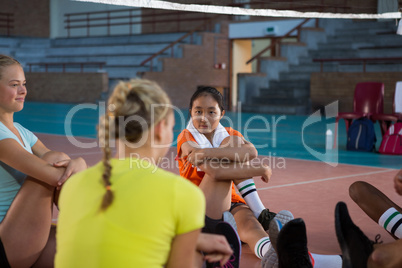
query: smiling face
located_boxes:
[190,93,225,136]
[0,63,26,114]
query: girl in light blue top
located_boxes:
[0,54,87,267]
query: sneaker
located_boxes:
[268,210,294,252]
[258,208,277,231]
[223,211,238,233]
[276,218,312,268]
[335,201,380,268]
[207,221,241,268]
[261,245,278,268]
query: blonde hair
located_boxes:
[98,79,171,210]
[0,54,21,80]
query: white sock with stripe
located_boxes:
[236,179,265,218]
[254,237,271,259]
[378,207,402,238]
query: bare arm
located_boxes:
[166,229,201,268]
[181,136,258,166]
[0,139,86,187]
[198,160,271,183]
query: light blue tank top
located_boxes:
[0,122,38,222]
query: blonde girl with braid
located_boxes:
[0,54,87,267]
[56,79,232,268]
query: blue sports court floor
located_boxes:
[16,101,402,169]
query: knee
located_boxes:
[349,181,371,203]
[41,151,70,164]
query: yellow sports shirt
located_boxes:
[55,157,205,268]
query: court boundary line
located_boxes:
[258,169,395,191]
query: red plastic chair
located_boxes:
[334,82,384,148]
[372,81,402,136]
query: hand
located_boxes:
[187,148,208,167]
[260,165,272,183]
[368,239,402,268]
[54,157,87,189]
[196,233,233,267]
[393,169,402,196]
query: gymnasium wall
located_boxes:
[0,0,50,37]
[310,72,400,113]
[25,72,109,103]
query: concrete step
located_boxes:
[251,96,309,106]
[46,43,174,56]
[288,63,321,72]
[259,87,309,99]
[269,80,310,88]
[279,71,311,81]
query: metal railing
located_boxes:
[26,62,105,73]
[313,57,402,72]
[0,12,13,36]
[64,8,215,37]
[246,18,317,66]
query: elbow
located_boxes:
[248,147,258,160]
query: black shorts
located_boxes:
[0,238,10,268]
[202,202,246,233]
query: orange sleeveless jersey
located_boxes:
[176,127,246,204]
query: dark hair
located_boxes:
[189,86,225,113]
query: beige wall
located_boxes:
[311,72,400,114]
[232,40,252,110]
[25,72,108,103]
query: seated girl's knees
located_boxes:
[349,181,369,201]
[41,151,70,163]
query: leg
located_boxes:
[199,173,232,220]
[349,181,402,222]
[0,151,67,267]
[32,225,57,268]
[231,204,269,259]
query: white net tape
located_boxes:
[74,0,401,19]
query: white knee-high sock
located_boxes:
[378,207,402,238]
[236,179,265,218]
[254,237,271,259]
[310,253,342,268]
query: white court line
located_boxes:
[258,169,395,191]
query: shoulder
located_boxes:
[177,129,197,148]
[14,123,36,137]
[225,127,243,138]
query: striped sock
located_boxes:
[378,207,402,238]
[254,237,271,259]
[236,179,265,218]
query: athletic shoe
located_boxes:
[223,211,238,233]
[261,245,278,268]
[211,221,241,268]
[335,201,381,268]
[261,210,294,268]
[268,210,294,252]
[258,208,277,231]
[276,218,312,268]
